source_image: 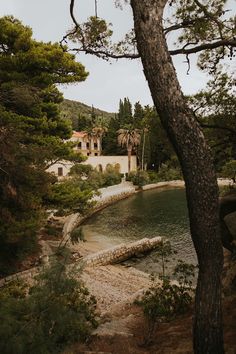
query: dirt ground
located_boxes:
[66,291,236,354]
[64,247,236,354]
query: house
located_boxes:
[47,131,137,178]
[70,131,102,157]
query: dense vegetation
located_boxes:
[0,16,88,274]
[0,262,97,354]
[60,98,114,131]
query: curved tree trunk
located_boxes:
[130,1,224,353]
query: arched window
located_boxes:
[97,164,103,172]
[114,163,121,173]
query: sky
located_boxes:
[0,0,221,112]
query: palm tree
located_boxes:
[141,127,149,171]
[92,116,108,152]
[117,128,141,173]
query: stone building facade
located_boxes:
[70,131,102,157]
[47,131,137,177]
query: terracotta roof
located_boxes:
[72,131,87,138]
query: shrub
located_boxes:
[155,164,182,182]
[0,262,98,354]
[128,170,150,186]
[70,227,85,244]
[136,241,195,345]
[220,160,236,180]
[103,166,122,187]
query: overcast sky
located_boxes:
[0,0,221,112]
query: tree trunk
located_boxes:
[127,146,132,173]
[141,129,146,171]
[130,1,224,353]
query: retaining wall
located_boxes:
[83,237,162,267]
[0,237,162,287]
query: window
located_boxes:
[58,167,63,176]
[87,152,90,156]
[86,142,90,149]
[94,153,98,156]
[94,143,98,149]
[77,142,82,149]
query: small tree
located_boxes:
[136,242,195,346]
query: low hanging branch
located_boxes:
[63,0,236,62]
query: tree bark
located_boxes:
[141,129,146,171]
[130,1,224,353]
[127,146,132,173]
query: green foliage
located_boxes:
[189,72,236,172]
[69,16,113,61]
[69,163,94,178]
[0,16,88,269]
[103,164,122,186]
[127,170,150,187]
[44,223,62,238]
[136,241,195,345]
[46,163,122,216]
[154,241,178,279]
[138,276,192,322]
[70,227,85,244]
[0,280,28,301]
[0,262,97,354]
[45,179,95,216]
[118,97,133,126]
[167,0,235,72]
[69,163,122,189]
[60,99,113,131]
[174,260,196,289]
[146,165,182,184]
[220,160,236,180]
[150,164,182,182]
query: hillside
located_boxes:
[60,98,115,130]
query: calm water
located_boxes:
[82,187,197,275]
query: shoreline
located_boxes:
[64,178,231,246]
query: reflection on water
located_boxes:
[82,187,197,275]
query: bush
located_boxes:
[136,241,195,345]
[220,160,236,180]
[70,226,85,244]
[0,262,98,354]
[69,163,122,189]
[128,170,150,186]
[151,164,182,182]
[103,165,122,186]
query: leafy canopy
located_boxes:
[0,16,88,272]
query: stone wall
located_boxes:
[82,237,162,267]
[0,237,162,287]
[0,266,42,287]
[47,155,137,177]
[86,155,137,174]
[142,180,185,190]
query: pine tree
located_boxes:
[0,16,88,273]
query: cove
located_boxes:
[81,187,197,274]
